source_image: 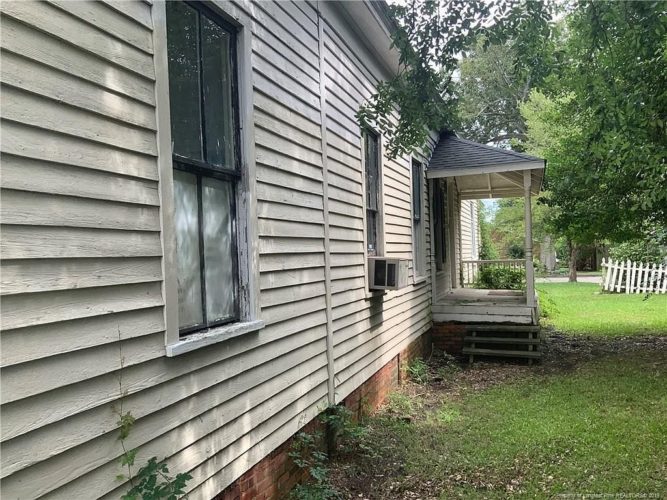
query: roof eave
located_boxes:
[426,160,545,179]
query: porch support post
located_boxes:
[523,170,536,307]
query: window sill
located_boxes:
[166,319,265,357]
[364,289,387,300]
[413,275,428,285]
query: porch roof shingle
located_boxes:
[428,132,544,172]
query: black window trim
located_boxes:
[363,128,381,256]
[412,158,422,222]
[168,0,243,336]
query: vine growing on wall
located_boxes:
[113,328,192,500]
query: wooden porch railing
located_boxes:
[461,259,525,287]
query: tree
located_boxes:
[457,25,559,145]
[356,0,555,158]
[488,197,550,260]
[519,90,587,281]
[478,201,499,260]
[561,0,667,229]
[520,1,667,279]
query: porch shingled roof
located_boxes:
[428,132,544,172]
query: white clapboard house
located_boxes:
[0,1,545,498]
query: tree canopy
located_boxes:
[521,1,667,244]
[366,0,666,252]
[356,0,554,158]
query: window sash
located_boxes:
[167,1,242,335]
[364,130,380,255]
[166,0,241,176]
[174,166,240,334]
[434,180,448,270]
[412,160,422,221]
[412,159,424,275]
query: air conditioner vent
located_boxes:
[368,257,409,290]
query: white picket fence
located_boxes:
[600,258,667,294]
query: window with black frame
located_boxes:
[166,1,240,334]
[433,180,448,271]
[364,130,380,256]
[412,159,424,277]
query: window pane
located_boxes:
[367,210,377,255]
[414,219,423,275]
[365,133,379,211]
[174,170,203,328]
[412,162,421,220]
[201,16,235,168]
[202,177,237,323]
[167,1,203,160]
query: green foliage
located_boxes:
[357,0,555,157]
[487,197,551,259]
[474,266,526,290]
[117,411,136,441]
[478,202,499,260]
[406,358,430,384]
[115,331,192,500]
[319,405,368,455]
[288,432,341,500]
[384,392,417,417]
[122,458,192,500]
[457,22,559,145]
[608,227,667,264]
[521,1,667,245]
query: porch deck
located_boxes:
[433,288,538,325]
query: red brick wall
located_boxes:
[431,322,466,355]
[213,330,432,500]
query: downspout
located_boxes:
[317,3,336,406]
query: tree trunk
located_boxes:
[568,239,578,282]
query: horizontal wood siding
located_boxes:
[0,1,432,498]
[459,199,479,261]
[320,12,433,403]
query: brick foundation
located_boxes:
[214,330,431,500]
[431,322,466,355]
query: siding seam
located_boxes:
[317,5,335,405]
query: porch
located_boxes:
[433,288,538,325]
[427,133,545,328]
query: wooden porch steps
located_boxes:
[463,324,542,364]
[462,347,542,359]
[464,336,540,345]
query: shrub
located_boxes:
[609,239,667,264]
[474,266,525,290]
[406,358,429,384]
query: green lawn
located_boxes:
[333,351,667,498]
[537,282,667,336]
[327,283,667,498]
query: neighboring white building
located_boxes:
[0,2,544,498]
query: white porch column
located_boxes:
[524,170,536,306]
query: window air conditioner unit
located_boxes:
[368,257,409,290]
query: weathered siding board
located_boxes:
[0,15,155,104]
[0,1,433,498]
[460,199,479,261]
[320,12,432,407]
[0,51,157,130]
[1,308,165,367]
[1,155,160,206]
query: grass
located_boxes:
[537,282,667,336]
[341,351,667,498]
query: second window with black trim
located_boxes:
[364,130,381,256]
[412,159,425,278]
[166,1,240,334]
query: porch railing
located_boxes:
[461,259,525,287]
